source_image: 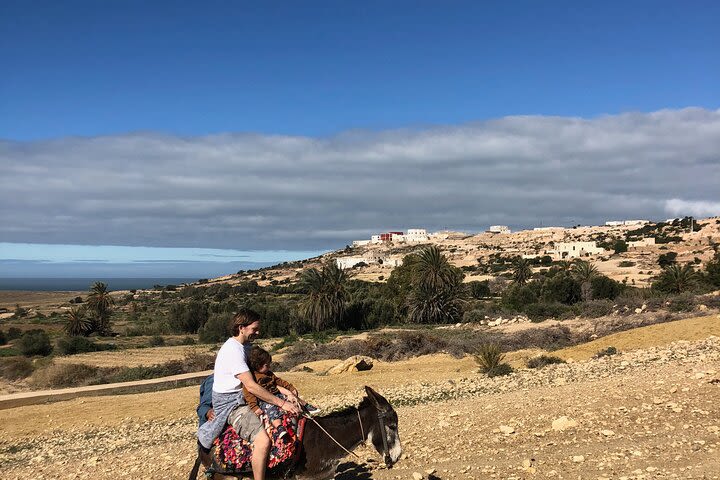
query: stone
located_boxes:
[552,416,578,431]
[326,355,374,375]
[499,425,515,434]
[413,472,424,480]
[572,455,585,463]
[601,429,615,437]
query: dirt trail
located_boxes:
[1,336,718,480]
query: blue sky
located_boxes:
[1,1,719,278]
[2,1,718,140]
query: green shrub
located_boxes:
[198,312,232,344]
[468,280,491,299]
[7,327,22,340]
[486,363,513,377]
[474,343,504,373]
[618,261,636,267]
[574,299,614,318]
[594,346,618,358]
[527,355,566,369]
[658,252,678,268]
[149,335,165,347]
[590,275,623,300]
[56,336,115,355]
[667,293,696,312]
[18,330,53,357]
[525,302,570,322]
[541,273,582,304]
[613,240,628,254]
[0,357,35,380]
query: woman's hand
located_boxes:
[279,399,301,415]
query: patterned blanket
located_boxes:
[211,414,305,475]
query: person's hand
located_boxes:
[206,408,215,421]
[280,399,301,415]
[285,392,299,406]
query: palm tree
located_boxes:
[406,246,466,324]
[299,263,347,331]
[414,246,457,291]
[572,260,599,301]
[512,258,533,285]
[407,279,464,324]
[64,306,92,336]
[87,281,115,335]
[655,263,699,294]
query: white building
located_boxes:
[336,256,370,269]
[352,240,370,247]
[605,221,624,227]
[487,225,511,234]
[370,235,382,244]
[624,220,650,226]
[404,228,428,242]
[548,241,606,260]
[628,237,656,248]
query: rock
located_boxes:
[326,355,374,375]
[499,425,515,434]
[412,472,424,480]
[601,429,615,437]
[552,416,578,431]
[572,455,585,463]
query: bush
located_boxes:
[0,329,6,346]
[667,293,696,312]
[18,329,53,357]
[618,261,635,267]
[56,336,115,355]
[198,312,232,344]
[658,252,678,268]
[594,346,618,358]
[486,363,513,377]
[590,275,623,300]
[180,336,196,345]
[7,327,22,340]
[614,240,628,254]
[468,280,491,299]
[0,357,35,380]
[525,302,570,322]
[541,274,582,305]
[149,335,166,347]
[32,363,101,388]
[474,343,504,373]
[527,355,566,369]
[574,299,614,318]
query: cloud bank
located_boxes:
[2,108,719,250]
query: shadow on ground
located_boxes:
[334,462,442,480]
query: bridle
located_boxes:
[308,406,394,467]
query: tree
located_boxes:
[406,246,466,324]
[658,252,678,268]
[653,263,699,294]
[706,251,720,288]
[299,262,348,331]
[571,260,599,301]
[512,258,533,285]
[64,306,92,336]
[87,282,115,335]
[18,329,53,357]
[614,239,628,254]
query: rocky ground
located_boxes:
[1,334,719,479]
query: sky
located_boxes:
[1,1,719,278]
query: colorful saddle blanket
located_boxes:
[211,414,305,475]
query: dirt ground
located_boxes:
[1,327,719,479]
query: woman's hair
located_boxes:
[249,346,272,371]
[230,308,261,336]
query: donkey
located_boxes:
[189,386,402,480]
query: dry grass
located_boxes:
[52,344,214,368]
[552,314,720,361]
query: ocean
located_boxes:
[0,277,200,291]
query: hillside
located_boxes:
[201,217,720,289]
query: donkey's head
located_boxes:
[364,386,402,467]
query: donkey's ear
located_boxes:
[364,386,390,409]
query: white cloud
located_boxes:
[1,107,719,250]
[664,198,720,218]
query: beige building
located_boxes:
[547,241,606,260]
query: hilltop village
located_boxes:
[214,216,720,289]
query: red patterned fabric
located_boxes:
[211,414,303,474]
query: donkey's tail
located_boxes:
[188,454,202,480]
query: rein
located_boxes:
[304,414,361,459]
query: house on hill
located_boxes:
[547,241,606,260]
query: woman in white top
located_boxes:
[197,309,301,480]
